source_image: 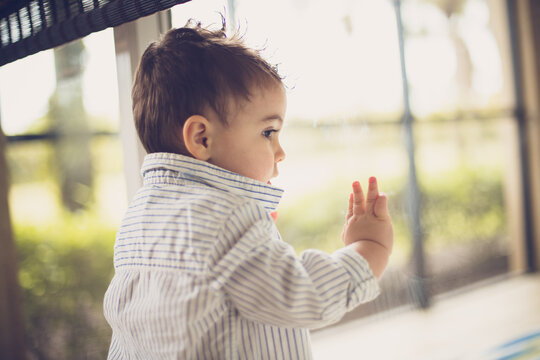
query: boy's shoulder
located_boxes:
[139,179,269,221]
[187,181,255,211]
[192,183,272,220]
[139,152,281,222]
[184,184,278,242]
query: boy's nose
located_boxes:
[275,144,286,163]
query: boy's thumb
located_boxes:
[373,193,389,218]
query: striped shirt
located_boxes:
[103,152,380,359]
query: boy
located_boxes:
[104,20,393,359]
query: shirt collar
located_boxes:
[141,152,284,212]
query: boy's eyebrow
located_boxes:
[261,115,283,123]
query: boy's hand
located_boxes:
[341,177,394,278]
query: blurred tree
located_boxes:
[429,0,473,109]
[48,40,93,212]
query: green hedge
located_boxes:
[15,213,115,360]
[277,166,506,260]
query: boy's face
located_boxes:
[208,83,287,184]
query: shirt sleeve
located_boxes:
[208,200,380,329]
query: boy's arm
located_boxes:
[218,237,380,329]
[210,200,383,330]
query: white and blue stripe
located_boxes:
[104,153,380,359]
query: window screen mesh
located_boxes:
[0,0,190,66]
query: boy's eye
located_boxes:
[262,129,278,139]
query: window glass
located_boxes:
[172,0,515,321]
[0,28,125,359]
[400,0,514,293]
[173,0,512,301]
[0,0,516,357]
[401,0,513,118]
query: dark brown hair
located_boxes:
[132,19,282,154]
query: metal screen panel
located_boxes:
[0,0,190,66]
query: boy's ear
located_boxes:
[183,115,212,160]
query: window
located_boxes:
[0,28,125,359]
[0,0,521,357]
[172,0,517,317]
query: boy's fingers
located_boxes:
[366,176,379,215]
[373,192,389,218]
[352,181,365,215]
